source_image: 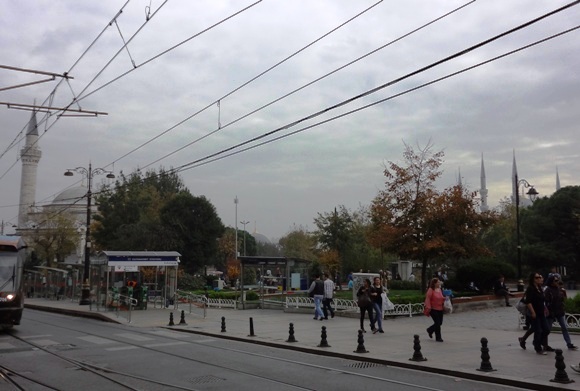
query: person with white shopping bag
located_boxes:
[370,277,385,333]
[424,277,446,342]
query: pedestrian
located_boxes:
[424,277,445,342]
[370,276,384,333]
[523,272,550,355]
[308,274,325,321]
[322,272,335,320]
[356,278,374,333]
[494,274,515,306]
[544,274,577,350]
[408,272,415,282]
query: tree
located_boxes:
[93,168,224,273]
[369,141,444,290]
[160,192,225,273]
[522,186,580,278]
[369,141,494,291]
[29,212,78,268]
[278,226,318,261]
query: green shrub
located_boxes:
[455,258,516,293]
[245,291,259,301]
[389,294,424,304]
[564,294,580,314]
[388,280,421,290]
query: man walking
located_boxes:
[308,275,325,320]
[322,272,335,320]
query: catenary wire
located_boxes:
[109,0,387,167]
[167,2,580,173]
[136,0,476,171]
[174,25,580,172]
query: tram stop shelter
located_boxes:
[94,251,181,309]
[237,256,312,309]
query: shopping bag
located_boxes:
[382,292,395,311]
[443,296,453,314]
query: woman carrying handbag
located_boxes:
[424,277,445,342]
[356,278,374,332]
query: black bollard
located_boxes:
[354,329,369,353]
[248,317,256,337]
[476,337,496,372]
[317,326,331,348]
[286,322,297,343]
[168,312,175,326]
[550,349,575,384]
[409,334,427,362]
[179,310,187,325]
[221,316,226,333]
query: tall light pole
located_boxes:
[515,173,538,279]
[234,196,238,260]
[240,220,249,256]
[64,163,114,305]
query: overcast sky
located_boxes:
[1,0,579,241]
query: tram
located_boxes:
[0,235,26,329]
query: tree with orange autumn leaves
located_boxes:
[369,141,496,292]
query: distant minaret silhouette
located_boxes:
[512,150,518,206]
[457,167,463,187]
[556,167,561,191]
[18,111,42,228]
[479,154,489,212]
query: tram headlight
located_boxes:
[0,292,15,302]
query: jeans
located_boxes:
[372,302,383,331]
[313,295,324,319]
[322,298,334,319]
[547,315,573,346]
[427,309,444,340]
[359,306,374,330]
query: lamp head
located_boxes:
[64,170,73,177]
[527,186,539,202]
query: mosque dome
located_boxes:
[52,186,88,206]
[252,232,271,244]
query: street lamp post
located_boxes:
[234,197,238,260]
[64,163,114,305]
[240,220,249,256]
[514,174,539,279]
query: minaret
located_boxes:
[512,151,517,205]
[556,167,561,191]
[18,111,42,228]
[480,154,489,212]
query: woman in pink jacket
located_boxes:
[424,277,446,342]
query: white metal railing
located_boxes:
[285,297,424,317]
[518,313,580,329]
[175,291,208,317]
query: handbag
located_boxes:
[443,296,453,314]
[515,299,527,315]
[357,293,371,308]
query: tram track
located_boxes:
[4,311,474,391]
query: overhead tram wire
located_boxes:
[0,0,135,181]
[0,1,263,212]
[110,0,386,168]
[72,0,262,104]
[136,0,476,171]
[170,25,580,173]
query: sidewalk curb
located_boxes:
[163,326,567,391]
[25,304,122,324]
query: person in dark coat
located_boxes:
[356,278,374,332]
[494,274,514,306]
[523,272,550,354]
